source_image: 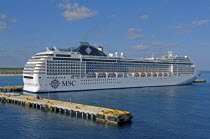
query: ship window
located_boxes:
[24,76,33,79]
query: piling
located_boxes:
[193,79,206,83]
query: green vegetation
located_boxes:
[0,68,23,75]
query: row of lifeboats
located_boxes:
[87,72,124,75]
[87,72,172,76]
[131,72,172,75]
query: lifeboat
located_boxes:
[87,72,96,78]
[139,72,145,74]
[95,72,106,74]
[145,72,151,74]
[131,72,139,77]
[131,72,139,74]
[115,72,123,74]
[87,72,95,74]
[96,72,106,76]
[145,72,152,77]
[151,72,157,74]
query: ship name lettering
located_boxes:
[62,80,76,86]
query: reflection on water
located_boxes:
[22,91,38,97]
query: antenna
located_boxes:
[46,47,50,51]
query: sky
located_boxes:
[0,0,210,70]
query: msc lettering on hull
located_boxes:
[62,80,76,86]
[50,79,76,89]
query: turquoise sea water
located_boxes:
[0,72,210,138]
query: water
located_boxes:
[0,72,210,138]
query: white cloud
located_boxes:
[93,43,106,47]
[109,14,117,18]
[0,49,5,52]
[130,41,176,53]
[140,15,149,20]
[58,2,98,21]
[0,21,8,30]
[127,27,144,40]
[0,49,6,56]
[0,13,7,19]
[128,34,144,40]
[148,42,176,48]
[174,25,184,29]
[10,18,17,23]
[131,44,149,51]
[176,30,192,35]
[200,42,210,47]
[128,28,142,32]
[192,19,210,26]
[0,13,16,30]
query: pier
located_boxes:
[0,86,23,92]
[0,92,132,124]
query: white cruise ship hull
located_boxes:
[23,73,199,93]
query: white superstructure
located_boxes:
[23,42,199,93]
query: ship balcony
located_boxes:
[34,67,46,70]
[36,63,46,66]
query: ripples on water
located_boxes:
[0,72,210,138]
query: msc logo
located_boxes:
[50,79,60,89]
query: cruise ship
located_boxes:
[23,42,199,93]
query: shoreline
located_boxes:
[0,74,23,76]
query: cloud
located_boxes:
[109,14,117,18]
[0,49,5,52]
[93,43,107,47]
[173,25,184,29]
[0,13,7,19]
[10,18,17,23]
[149,42,176,47]
[200,42,210,47]
[192,19,210,26]
[131,44,149,51]
[172,19,210,34]
[128,28,142,32]
[131,41,176,52]
[140,15,149,20]
[0,13,16,30]
[0,49,7,57]
[127,27,144,40]
[0,21,8,30]
[58,2,98,21]
[128,34,144,40]
[176,30,192,35]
